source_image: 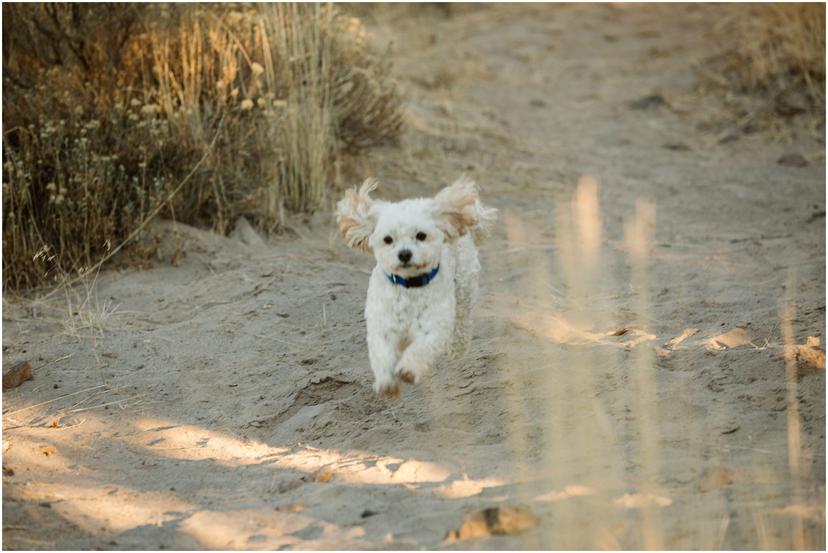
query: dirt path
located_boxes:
[3,5,824,550]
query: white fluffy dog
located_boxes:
[336,176,497,397]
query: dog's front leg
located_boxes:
[394,307,453,385]
[367,331,400,398]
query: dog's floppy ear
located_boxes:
[336,178,380,252]
[434,175,481,239]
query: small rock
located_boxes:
[785,336,825,377]
[277,479,303,493]
[230,216,267,248]
[361,509,378,518]
[663,142,690,151]
[39,445,57,457]
[629,94,665,110]
[529,98,546,108]
[446,505,540,541]
[777,153,808,168]
[655,347,672,359]
[3,465,14,476]
[312,467,334,483]
[775,89,809,117]
[276,501,305,513]
[3,361,33,390]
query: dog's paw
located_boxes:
[374,379,400,399]
[394,362,422,385]
[397,369,417,384]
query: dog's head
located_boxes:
[336,176,484,277]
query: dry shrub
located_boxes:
[709,4,825,117]
[2,3,402,290]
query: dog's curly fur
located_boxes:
[336,176,497,397]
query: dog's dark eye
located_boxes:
[383,235,393,245]
[416,232,427,241]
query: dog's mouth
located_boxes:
[397,261,428,272]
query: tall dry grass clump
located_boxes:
[711,3,825,116]
[2,3,402,290]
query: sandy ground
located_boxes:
[2,4,825,550]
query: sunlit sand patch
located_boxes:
[179,508,366,550]
[1,433,75,476]
[130,417,453,485]
[389,459,452,484]
[511,310,607,345]
[705,325,759,351]
[131,417,288,466]
[656,327,701,359]
[776,503,825,522]
[534,484,596,503]
[20,481,192,535]
[511,308,657,350]
[665,327,700,349]
[620,329,658,349]
[613,492,673,509]
[434,474,507,499]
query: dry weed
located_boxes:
[2,3,402,290]
[703,4,825,124]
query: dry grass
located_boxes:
[2,3,402,290]
[707,4,825,119]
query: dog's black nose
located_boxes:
[398,249,412,263]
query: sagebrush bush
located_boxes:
[711,3,825,112]
[2,3,402,290]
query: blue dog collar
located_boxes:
[387,264,440,288]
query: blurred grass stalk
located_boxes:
[2,3,401,290]
[624,198,663,550]
[501,177,823,548]
[552,176,620,548]
[501,177,636,548]
[781,268,806,550]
